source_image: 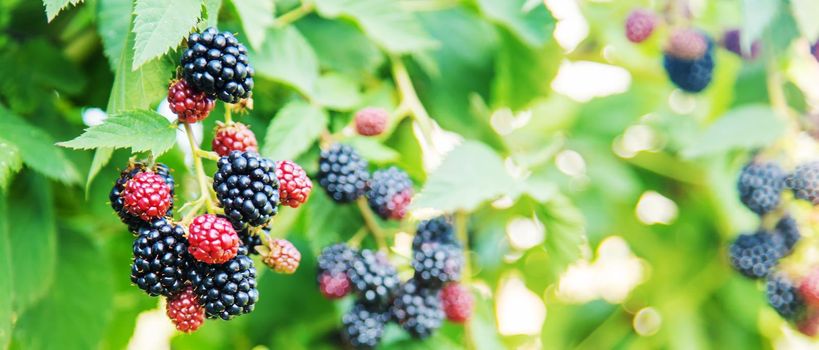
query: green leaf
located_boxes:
[681,105,784,158]
[741,0,778,52]
[132,0,201,69]
[347,137,400,164]
[492,28,559,109]
[791,0,819,42]
[97,0,132,69]
[534,193,585,277]
[8,174,56,313]
[203,0,223,27]
[261,100,327,161]
[476,0,554,46]
[0,106,81,184]
[0,192,13,350]
[314,0,437,54]
[10,232,114,350]
[0,140,21,190]
[43,0,82,22]
[231,0,274,50]
[297,17,384,78]
[312,73,363,111]
[85,148,114,195]
[58,110,178,156]
[411,140,518,212]
[251,26,319,96]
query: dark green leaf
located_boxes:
[251,26,319,95]
[86,148,114,195]
[58,110,178,156]
[261,100,327,161]
[231,0,274,50]
[0,139,21,190]
[132,0,201,69]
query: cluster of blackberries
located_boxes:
[624,9,762,94]
[317,143,414,220]
[727,159,819,335]
[316,217,473,349]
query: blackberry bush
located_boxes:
[130,218,193,297]
[213,151,279,227]
[317,144,370,203]
[181,27,254,103]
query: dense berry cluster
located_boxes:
[413,216,458,250]
[212,122,258,157]
[737,161,785,215]
[317,144,370,203]
[213,151,279,227]
[366,167,413,220]
[181,27,254,103]
[412,242,463,288]
[131,218,193,297]
[624,9,657,43]
[167,79,215,123]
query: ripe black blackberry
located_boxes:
[110,164,175,232]
[413,216,458,251]
[663,37,714,93]
[130,218,193,297]
[391,279,444,339]
[366,166,413,220]
[191,249,259,320]
[348,249,400,307]
[237,227,263,255]
[728,230,785,279]
[412,242,464,288]
[317,144,370,203]
[774,215,801,255]
[786,161,819,205]
[181,27,254,103]
[766,274,805,321]
[317,243,357,276]
[737,161,784,215]
[213,151,279,227]
[342,301,389,349]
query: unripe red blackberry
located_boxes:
[625,9,657,43]
[786,161,819,205]
[366,167,413,220]
[441,283,472,323]
[348,249,400,307]
[166,287,205,333]
[211,122,258,157]
[666,28,708,60]
[318,272,351,300]
[800,269,819,307]
[213,151,279,227]
[187,214,240,264]
[261,238,301,274]
[275,160,312,208]
[342,301,389,349]
[168,79,215,123]
[317,144,370,203]
[798,309,819,337]
[737,161,784,216]
[391,279,444,339]
[181,27,254,103]
[111,164,176,233]
[317,243,357,299]
[354,107,388,136]
[122,171,173,222]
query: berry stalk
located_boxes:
[356,197,388,252]
[184,123,218,214]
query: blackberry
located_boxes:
[441,283,473,323]
[663,35,715,93]
[317,144,370,203]
[624,9,657,44]
[261,238,301,274]
[774,215,800,254]
[737,161,785,215]
[110,164,174,232]
[187,214,240,264]
[348,249,400,307]
[212,122,258,157]
[413,216,458,251]
[213,151,279,227]
[130,218,193,297]
[722,28,760,60]
[412,242,464,288]
[341,301,389,349]
[391,279,444,339]
[766,274,805,321]
[167,79,215,123]
[275,160,313,208]
[786,161,819,204]
[354,107,389,136]
[166,287,205,333]
[237,227,263,255]
[317,243,357,276]
[728,230,785,279]
[191,251,259,320]
[181,27,254,103]
[666,28,708,60]
[800,268,819,306]
[366,167,413,220]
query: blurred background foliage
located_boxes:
[1,0,819,349]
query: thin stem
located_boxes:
[224,106,233,124]
[455,211,476,350]
[347,227,368,249]
[195,149,220,161]
[184,123,217,213]
[275,1,315,28]
[390,56,436,142]
[356,197,388,251]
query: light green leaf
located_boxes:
[58,110,178,156]
[476,0,553,46]
[8,174,56,314]
[347,137,400,164]
[0,192,13,350]
[0,106,81,184]
[11,232,113,350]
[85,147,114,195]
[297,17,384,78]
[791,0,819,42]
[314,0,437,54]
[535,193,585,276]
[203,0,223,27]
[741,0,778,52]
[312,73,363,111]
[231,0,274,50]
[0,140,21,190]
[132,0,201,70]
[492,28,559,109]
[97,0,132,69]
[411,140,518,212]
[43,0,82,22]
[251,26,319,96]
[261,100,327,161]
[681,105,784,158]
